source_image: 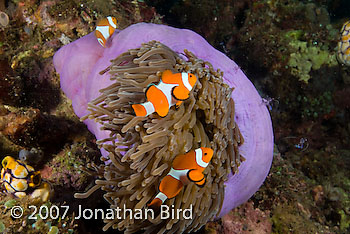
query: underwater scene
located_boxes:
[0,0,349,233]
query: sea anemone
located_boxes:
[77,41,243,232]
[53,23,274,233]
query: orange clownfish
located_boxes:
[148,147,213,209]
[95,16,118,48]
[132,70,197,117]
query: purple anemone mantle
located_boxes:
[53,23,274,217]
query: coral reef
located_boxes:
[48,141,100,191]
[220,201,271,234]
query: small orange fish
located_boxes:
[132,70,197,117]
[148,147,213,209]
[338,21,350,66]
[95,16,118,48]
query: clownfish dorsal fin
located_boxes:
[161,70,174,83]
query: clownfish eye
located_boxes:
[204,153,207,156]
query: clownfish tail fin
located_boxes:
[147,198,162,210]
[132,104,147,117]
[148,191,167,210]
[132,102,155,117]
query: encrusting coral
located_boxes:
[75,41,244,233]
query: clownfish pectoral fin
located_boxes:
[187,169,205,183]
[194,177,206,188]
[171,86,190,101]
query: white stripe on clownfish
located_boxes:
[195,148,209,168]
[107,16,117,28]
[140,102,155,116]
[154,192,167,203]
[181,73,192,92]
[155,81,178,107]
[97,38,104,47]
[168,168,189,181]
[95,16,118,48]
[96,25,111,43]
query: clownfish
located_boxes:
[0,156,41,198]
[148,147,213,209]
[132,70,197,117]
[338,21,350,66]
[95,16,118,48]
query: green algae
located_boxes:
[0,220,5,232]
[333,187,350,231]
[4,199,17,208]
[340,210,350,230]
[284,30,303,41]
[271,203,318,234]
[48,226,59,234]
[297,91,333,119]
[287,40,337,83]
